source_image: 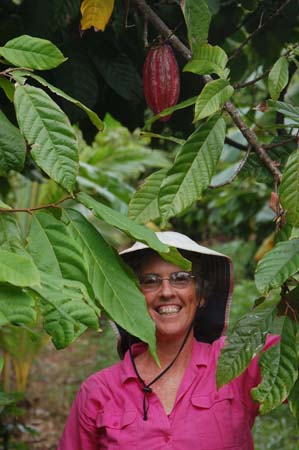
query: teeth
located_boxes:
[157,305,181,315]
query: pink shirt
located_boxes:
[58,336,279,450]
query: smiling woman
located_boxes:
[57,231,279,450]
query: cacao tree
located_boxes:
[0,0,299,435]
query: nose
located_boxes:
[159,278,175,298]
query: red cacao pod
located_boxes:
[143,44,180,122]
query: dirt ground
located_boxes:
[18,324,119,450]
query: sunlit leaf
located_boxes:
[181,0,211,50]
[251,317,298,414]
[255,239,299,294]
[158,116,226,224]
[14,70,104,131]
[267,100,299,123]
[144,96,197,128]
[80,0,115,31]
[279,148,299,227]
[184,44,229,79]
[268,57,289,101]
[0,249,40,287]
[0,285,36,326]
[194,79,234,121]
[61,208,158,359]
[0,35,67,69]
[128,168,169,224]
[14,84,79,192]
[77,192,191,270]
[0,110,26,175]
[216,305,276,388]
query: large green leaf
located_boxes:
[184,44,229,79]
[181,0,211,50]
[61,208,158,359]
[14,70,103,131]
[255,239,299,294]
[279,148,299,227]
[27,213,100,348]
[128,168,169,224]
[251,317,298,414]
[0,35,67,70]
[216,305,276,388]
[14,84,79,192]
[0,110,26,175]
[268,57,289,102]
[0,211,26,255]
[77,192,191,270]
[289,374,299,428]
[0,285,36,326]
[158,116,226,224]
[194,79,234,121]
[0,249,40,287]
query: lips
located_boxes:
[155,305,182,315]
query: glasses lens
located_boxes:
[139,274,160,290]
[170,271,192,287]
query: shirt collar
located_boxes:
[120,339,211,384]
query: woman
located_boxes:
[57,231,277,450]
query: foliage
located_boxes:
[0,0,299,435]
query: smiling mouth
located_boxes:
[156,305,182,315]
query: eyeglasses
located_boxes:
[139,271,196,292]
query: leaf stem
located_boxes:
[0,195,74,214]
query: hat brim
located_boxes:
[116,231,233,357]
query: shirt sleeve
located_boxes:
[57,378,102,450]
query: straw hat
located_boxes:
[117,231,233,356]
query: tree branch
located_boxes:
[0,195,73,214]
[228,0,292,62]
[131,0,282,182]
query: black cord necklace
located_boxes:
[129,322,194,421]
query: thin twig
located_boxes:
[0,195,74,214]
[225,136,248,151]
[228,0,292,62]
[263,136,298,150]
[209,145,252,189]
[0,67,33,77]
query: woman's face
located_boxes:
[139,253,200,342]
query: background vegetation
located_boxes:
[0,0,299,448]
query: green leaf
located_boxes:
[268,57,289,101]
[14,84,79,192]
[77,192,191,270]
[0,75,15,101]
[194,79,234,121]
[289,374,299,428]
[144,96,197,128]
[255,239,299,294]
[27,213,100,348]
[267,100,299,123]
[0,35,67,70]
[0,110,26,175]
[158,116,226,224]
[279,148,299,226]
[181,0,211,50]
[128,168,169,224]
[216,305,276,388]
[0,249,40,287]
[61,208,158,359]
[184,44,229,79]
[0,211,27,255]
[251,317,298,414]
[14,70,103,131]
[0,285,36,326]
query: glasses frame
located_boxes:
[139,271,196,292]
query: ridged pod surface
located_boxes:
[143,44,180,122]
